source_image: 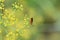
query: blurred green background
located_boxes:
[0,0,60,40]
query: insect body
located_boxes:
[30,17,33,25]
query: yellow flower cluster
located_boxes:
[0,3,4,10]
[20,4,23,11]
[0,0,5,2]
[4,28,31,40]
[12,2,23,10]
[23,15,30,28]
[2,9,16,26]
[20,29,31,39]
[5,31,15,40]
[0,0,31,39]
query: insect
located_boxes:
[30,17,33,25]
